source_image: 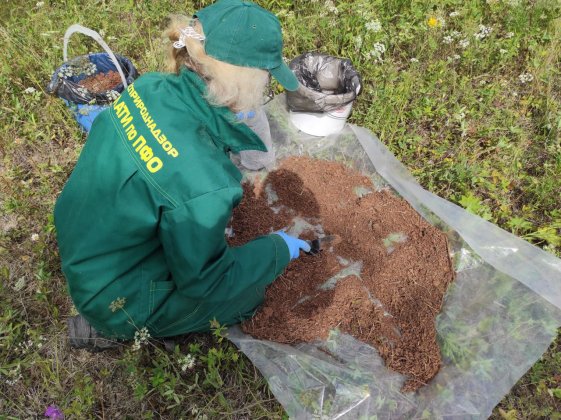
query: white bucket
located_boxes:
[289,101,353,137]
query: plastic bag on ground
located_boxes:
[47,24,139,132]
[47,53,138,105]
[47,52,138,132]
[228,94,561,419]
[238,107,276,170]
[287,52,362,113]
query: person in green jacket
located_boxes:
[55,0,311,350]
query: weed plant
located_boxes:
[1,0,560,418]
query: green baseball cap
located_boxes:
[195,0,299,91]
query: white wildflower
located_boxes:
[24,87,37,94]
[132,327,150,351]
[367,42,386,63]
[373,43,386,54]
[453,54,461,60]
[449,11,460,18]
[459,38,470,49]
[442,35,454,45]
[5,374,22,386]
[179,354,196,372]
[57,65,74,78]
[84,62,97,76]
[31,233,39,241]
[353,35,363,49]
[76,86,89,97]
[324,0,339,15]
[505,32,514,39]
[17,339,32,354]
[4,365,22,386]
[410,57,419,63]
[109,296,126,312]
[36,1,44,7]
[365,20,382,33]
[499,49,508,54]
[451,30,462,39]
[474,24,492,40]
[106,90,120,101]
[518,73,534,84]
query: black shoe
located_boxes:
[67,315,121,352]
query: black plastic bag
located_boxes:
[47,52,138,105]
[287,52,362,113]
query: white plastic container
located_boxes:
[289,101,353,137]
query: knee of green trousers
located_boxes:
[147,284,266,337]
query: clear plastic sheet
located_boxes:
[287,52,362,112]
[228,95,561,419]
[238,107,276,170]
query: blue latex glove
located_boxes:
[74,104,107,132]
[274,231,311,260]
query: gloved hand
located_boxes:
[274,231,311,260]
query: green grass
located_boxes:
[1,0,560,417]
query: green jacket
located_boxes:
[54,69,290,339]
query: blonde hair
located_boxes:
[163,15,270,113]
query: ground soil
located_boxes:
[78,70,121,93]
[231,156,455,392]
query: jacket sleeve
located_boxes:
[158,187,290,302]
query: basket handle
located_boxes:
[63,24,128,88]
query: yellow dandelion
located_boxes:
[427,16,440,28]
